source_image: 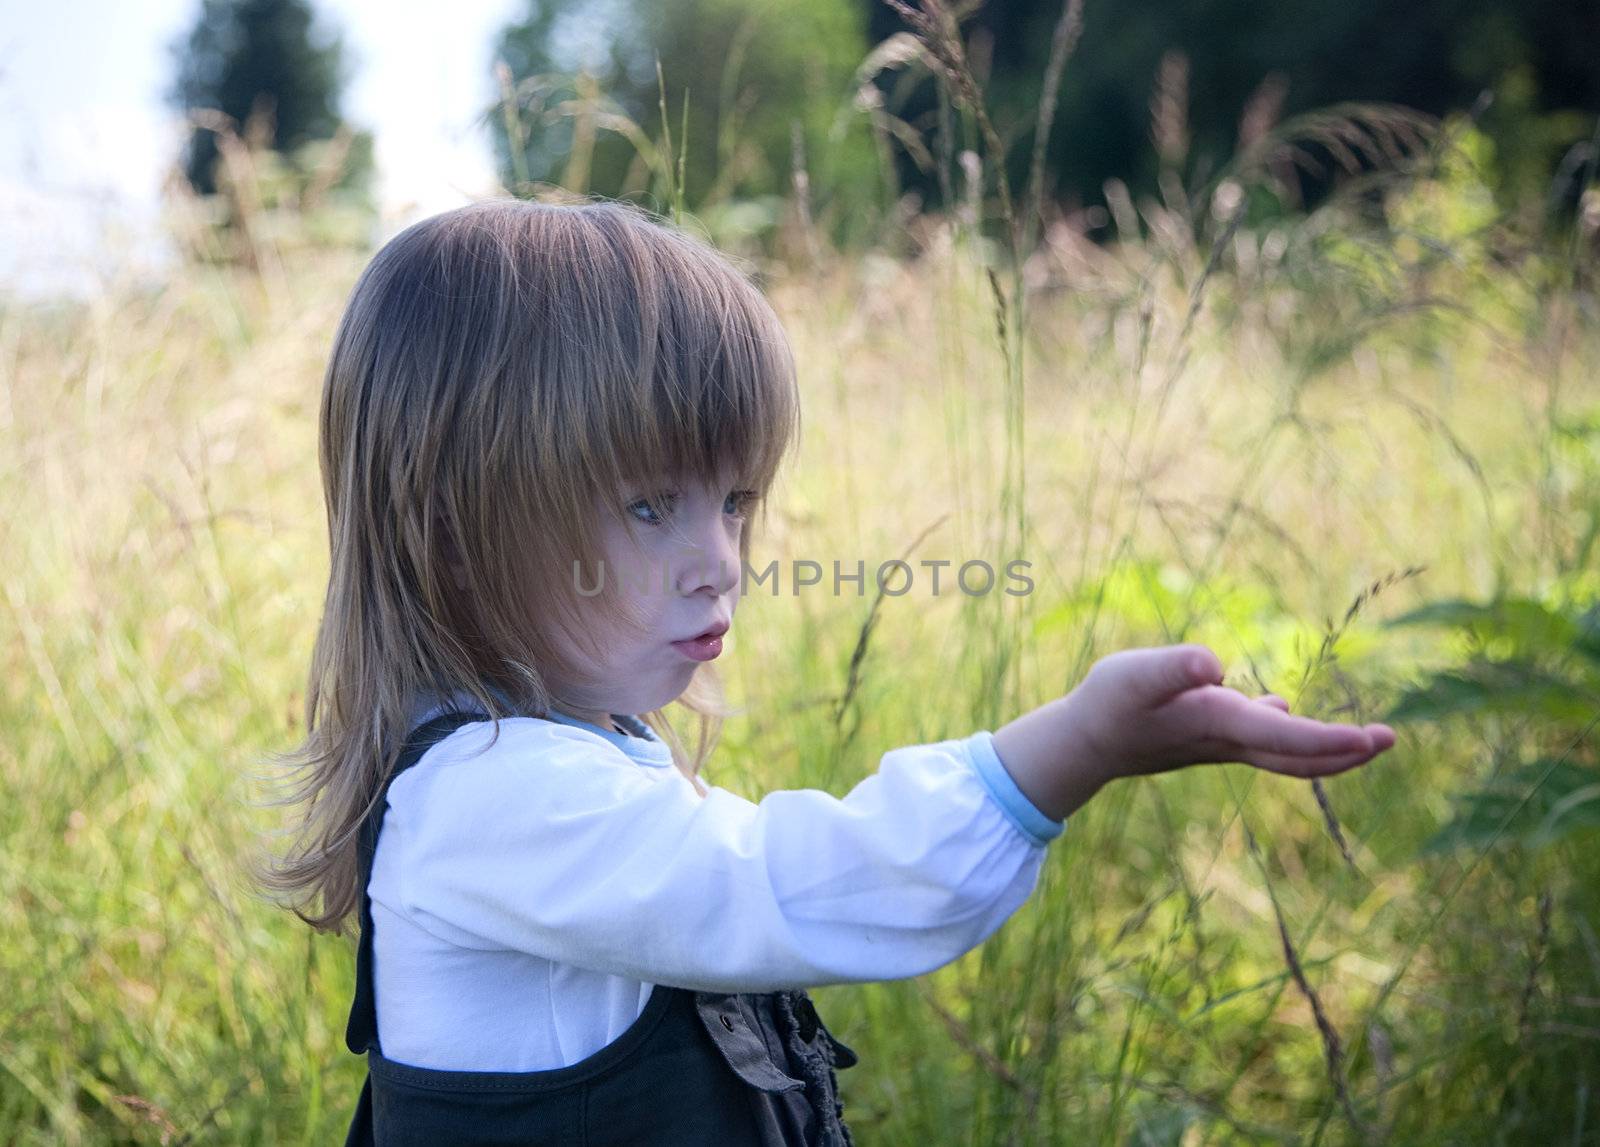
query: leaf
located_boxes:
[1572,602,1600,670]
[1383,596,1580,655]
[1381,660,1600,724]
[1419,758,1600,856]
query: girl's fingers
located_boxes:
[1220,701,1377,758]
[1240,721,1396,778]
[1193,693,1395,777]
[1244,747,1378,779]
[1246,697,1398,754]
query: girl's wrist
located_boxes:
[989,693,1119,823]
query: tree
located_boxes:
[488,0,882,251]
[167,0,374,203]
[865,0,1600,223]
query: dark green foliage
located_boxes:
[166,0,373,200]
[865,0,1599,222]
[1419,757,1600,854]
[1381,596,1600,854]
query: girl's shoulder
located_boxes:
[406,692,671,767]
[401,713,628,772]
[385,713,679,823]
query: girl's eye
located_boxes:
[724,489,758,518]
[626,492,677,526]
[625,488,758,527]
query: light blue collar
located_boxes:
[539,708,674,768]
[411,687,674,769]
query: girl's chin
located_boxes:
[632,668,698,711]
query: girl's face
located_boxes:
[544,467,755,729]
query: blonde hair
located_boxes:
[251,197,801,935]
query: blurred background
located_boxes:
[3,0,1597,294]
[2,1,1598,1144]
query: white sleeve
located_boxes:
[377,719,1067,994]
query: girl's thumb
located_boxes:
[1145,644,1224,702]
[1095,644,1225,706]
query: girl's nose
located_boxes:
[673,513,741,597]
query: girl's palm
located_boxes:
[1080,645,1396,781]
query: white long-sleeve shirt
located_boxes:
[368,696,1067,1072]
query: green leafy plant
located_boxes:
[1381,595,1600,855]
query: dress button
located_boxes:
[720,1014,736,1031]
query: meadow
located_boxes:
[3,66,1600,1147]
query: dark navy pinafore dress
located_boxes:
[341,710,861,1146]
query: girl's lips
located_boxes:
[671,633,724,661]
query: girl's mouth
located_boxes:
[672,623,728,662]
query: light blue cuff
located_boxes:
[963,730,1067,848]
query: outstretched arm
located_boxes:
[375,719,1064,995]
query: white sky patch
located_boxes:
[0,0,527,300]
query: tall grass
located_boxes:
[3,5,1599,1143]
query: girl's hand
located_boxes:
[991,643,1397,823]
[1074,643,1396,782]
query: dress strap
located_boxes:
[344,710,490,1056]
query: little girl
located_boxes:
[261,197,1395,1146]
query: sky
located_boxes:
[0,0,529,300]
